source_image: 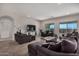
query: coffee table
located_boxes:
[41,36,56,42]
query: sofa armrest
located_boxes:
[28,44,38,56]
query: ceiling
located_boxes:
[0,3,79,20]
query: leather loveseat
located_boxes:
[15,32,35,44]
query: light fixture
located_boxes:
[66,12,70,15]
[26,15,31,18]
[57,3,62,5]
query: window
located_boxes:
[67,23,77,29]
[60,23,67,29]
[45,23,54,31]
[49,24,54,30]
[59,22,77,33]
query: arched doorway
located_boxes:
[0,16,14,40]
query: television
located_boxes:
[27,25,36,31]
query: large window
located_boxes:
[60,23,67,29]
[49,24,54,30]
[59,22,77,33]
[45,23,55,31]
[67,23,77,29]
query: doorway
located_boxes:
[0,16,14,40]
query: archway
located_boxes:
[0,16,14,40]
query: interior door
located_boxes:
[0,16,14,39]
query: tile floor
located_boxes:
[0,36,41,56]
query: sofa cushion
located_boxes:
[42,44,49,48]
[48,42,61,52]
[45,37,77,53]
[37,45,78,56]
[61,39,77,53]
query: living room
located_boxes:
[0,3,79,56]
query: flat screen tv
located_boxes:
[27,25,36,31]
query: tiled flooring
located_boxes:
[0,36,79,56]
[0,36,41,56]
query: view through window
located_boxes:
[59,21,77,33]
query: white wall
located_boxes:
[40,13,79,35]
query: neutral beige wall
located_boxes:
[0,4,79,40]
[17,17,40,36]
[0,14,40,40]
[0,4,40,40]
[40,13,79,34]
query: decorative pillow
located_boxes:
[61,39,77,53]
